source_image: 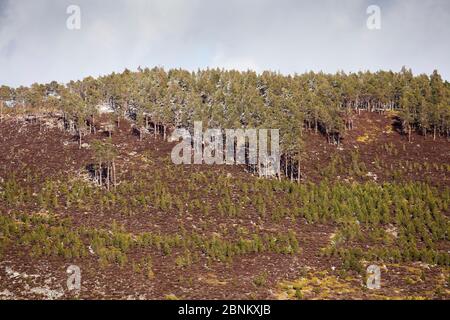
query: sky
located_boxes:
[0,0,449,87]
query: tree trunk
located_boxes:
[258,155,262,178]
[106,164,110,191]
[112,160,117,188]
[284,156,288,178]
[290,157,294,182]
[92,115,96,134]
[99,162,103,186]
[297,157,301,184]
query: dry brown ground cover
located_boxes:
[0,111,449,300]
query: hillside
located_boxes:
[0,110,449,300]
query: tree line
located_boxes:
[0,67,449,181]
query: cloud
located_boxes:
[0,0,449,87]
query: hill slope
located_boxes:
[0,112,449,300]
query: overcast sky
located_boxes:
[0,0,449,87]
